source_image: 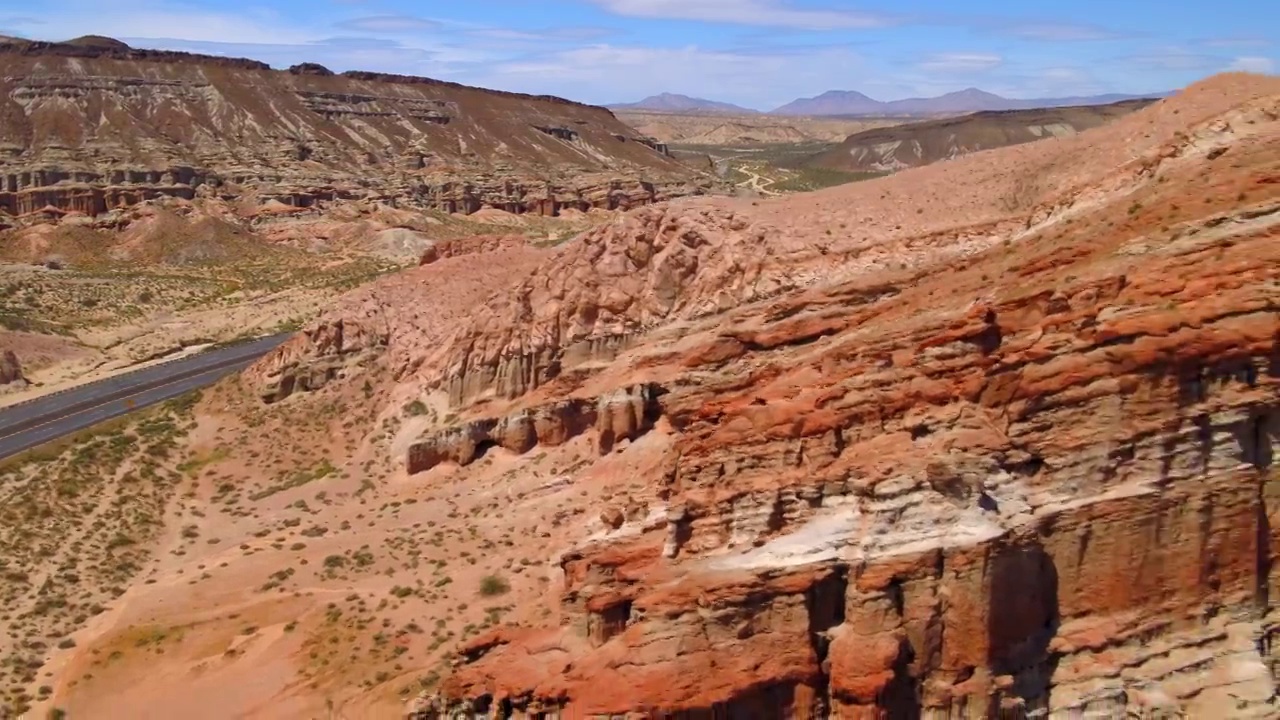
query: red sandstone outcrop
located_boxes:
[427,203,814,406]
[406,383,664,472]
[256,317,389,404]
[244,238,553,403]
[412,76,1280,411]
[381,74,1280,717]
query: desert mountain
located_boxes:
[10,71,1280,720]
[0,37,709,224]
[609,92,757,114]
[770,89,887,116]
[809,98,1155,173]
[773,86,1164,116]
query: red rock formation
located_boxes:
[403,76,1280,717]
[405,383,664,472]
[244,238,553,404]
[256,317,389,403]
[433,203,802,406]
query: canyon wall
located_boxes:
[386,78,1280,717]
[0,38,705,223]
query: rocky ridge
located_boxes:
[810,99,1155,174]
[0,37,706,226]
[227,74,1280,718]
[341,74,1280,716]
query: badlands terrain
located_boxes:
[0,35,712,398]
[0,32,1276,720]
[0,68,1273,719]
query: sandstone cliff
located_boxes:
[0,37,707,223]
[370,74,1280,717]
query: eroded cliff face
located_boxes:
[243,236,556,405]
[0,38,707,224]
[255,317,390,404]
[390,79,1280,717]
[407,383,665,473]
[431,203,807,407]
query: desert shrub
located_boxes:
[478,574,509,597]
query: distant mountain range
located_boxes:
[611,88,1168,117]
[608,93,758,114]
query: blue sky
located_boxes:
[1,0,1274,110]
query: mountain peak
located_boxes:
[609,93,756,114]
[771,89,884,116]
[818,89,878,100]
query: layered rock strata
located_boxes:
[256,317,388,403]
[0,38,708,224]
[406,383,664,473]
[405,79,1280,717]
[433,204,799,407]
[809,99,1154,173]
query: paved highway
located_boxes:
[0,333,291,460]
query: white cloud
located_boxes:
[1203,37,1270,50]
[1041,67,1086,82]
[465,26,615,42]
[586,0,890,30]
[124,36,507,73]
[916,53,1003,73]
[469,43,1145,108]
[1,3,581,75]
[1227,56,1276,73]
[334,16,441,34]
[997,21,1123,41]
[0,2,1186,108]
[1126,48,1220,70]
[1015,67,1108,97]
